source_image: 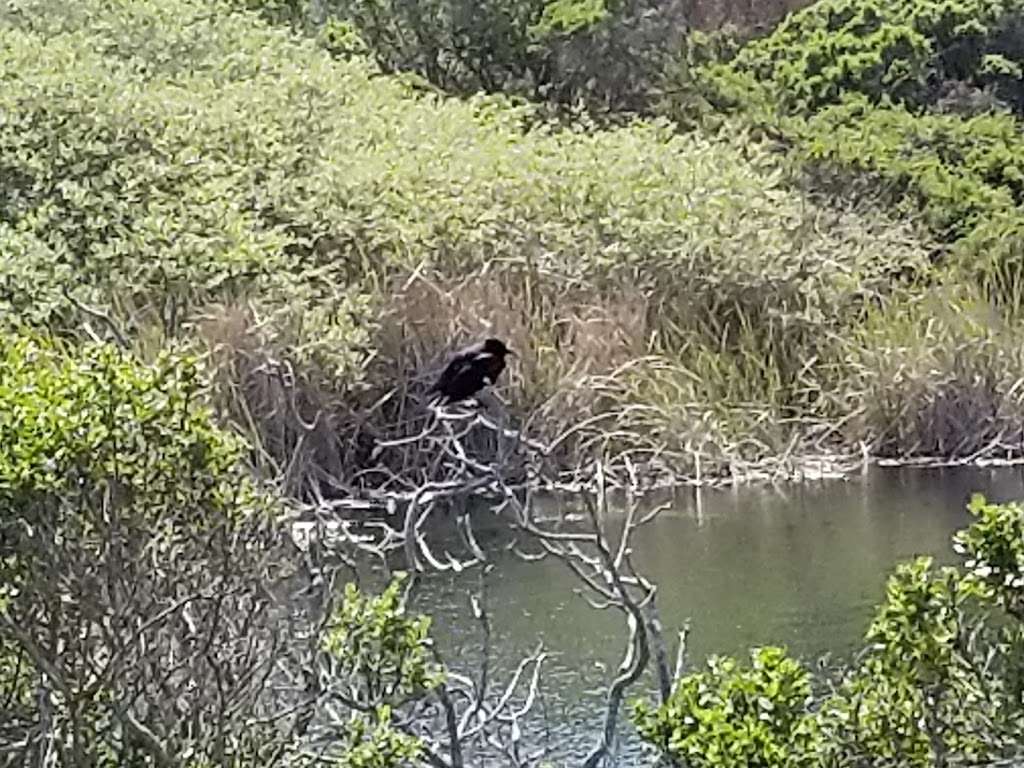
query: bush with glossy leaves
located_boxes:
[633,646,820,768]
[817,557,1020,766]
[955,493,1024,621]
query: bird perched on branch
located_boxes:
[428,337,515,406]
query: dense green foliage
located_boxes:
[324,574,444,705]
[796,97,1024,295]
[693,0,1024,117]
[635,501,1024,766]
[336,706,424,768]
[0,333,258,592]
[818,557,1016,764]
[321,575,442,767]
[670,0,1024,291]
[802,98,1024,236]
[0,0,373,379]
[634,646,819,767]
[0,334,271,762]
[0,333,442,764]
[956,494,1024,620]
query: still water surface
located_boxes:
[410,466,1024,763]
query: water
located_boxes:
[406,466,1024,763]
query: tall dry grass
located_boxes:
[834,285,1024,459]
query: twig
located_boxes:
[61,287,130,349]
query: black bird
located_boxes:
[428,337,515,405]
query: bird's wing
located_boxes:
[430,350,479,391]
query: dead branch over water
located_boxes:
[286,398,699,766]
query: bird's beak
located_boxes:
[508,349,517,356]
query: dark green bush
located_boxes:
[323,575,439,768]
[323,574,444,706]
[801,96,1024,237]
[658,0,1024,309]
[794,96,1024,297]
[689,0,1024,117]
[0,335,256,534]
[242,0,685,112]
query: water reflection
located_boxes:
[410,466,1024,762]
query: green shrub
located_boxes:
[794,96,1024,297]
[801,97,1024,236]
[0,334,256,531]
[633,646,821,768]
[956,493,1024,621]
[0,333,439,764]
[0,0,375,377]
[337,706,424,768]
[318,574,442,767]
[689,0,1024,118]
[659,0,1024,308]
[819,556,1022,765]
[0,332,279,762]
[323,573,444,706]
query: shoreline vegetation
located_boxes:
[4,0,1024,496]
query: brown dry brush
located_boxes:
[193,264,669,500]
[180,243,1024,501]
[833,288,1024,464]
[0,488,318,766]
[189,273,851,503]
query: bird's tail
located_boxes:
[415,386,447,412]
[424,383,448,409]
